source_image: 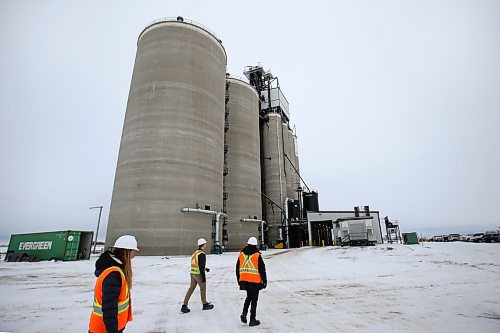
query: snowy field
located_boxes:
[0,242,499,333]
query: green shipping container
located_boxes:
[402,232,419,245]
[6,230,94,262]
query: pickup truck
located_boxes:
[470,233,484,243]
[432,235,444,242]
[482,231,499,243]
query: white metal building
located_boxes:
[306,210,383,246]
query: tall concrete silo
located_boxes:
[282,123,294,200]
[261,113,287,246]
[288,128,299,200]
[106,18,227,255]
[291,130,300,198]
[224,78,262,250]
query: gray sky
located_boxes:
[1,0,499,241]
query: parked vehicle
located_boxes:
[470,233,484,243]
[448,234,460,242]
[432,235,444,242]
[482,231,499,243]
[459,234,471,242]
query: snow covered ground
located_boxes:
[0,242,499,332]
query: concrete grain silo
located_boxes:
[106,18,227,255]
[282,123,294,200]
[261,113,287,246]
[224,78,262,250]
[290,130,300,200]
[288,128,299,200]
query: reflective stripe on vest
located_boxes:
[89,266,133,333]
[238,252,262,283]
[191,250,203,275]
[92,298,130,316]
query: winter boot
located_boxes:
[181,304,190,313]
[203,302,214,310]
[249,318,261,327]
[240,314,247,323]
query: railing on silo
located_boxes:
[141,17,224,46]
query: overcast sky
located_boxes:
[1,0,499,241]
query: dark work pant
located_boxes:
[242,289,259,319]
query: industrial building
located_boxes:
[106,17,304,255]
[306,208,384,247]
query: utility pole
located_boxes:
[90,206,103,254]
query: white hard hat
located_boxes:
[197,238,207,246]
[113,235,139,251]
[247,237,258,245]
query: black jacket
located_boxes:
[197,249,207,282]
[236,245,267,290]
[94,251,125,333]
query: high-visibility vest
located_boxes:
[89,266,133,333]
[190,250,204,275]
[238,252,262,283]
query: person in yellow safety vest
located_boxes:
[89,235,139,333]
[181,238,214,313]
[236,236,267,327]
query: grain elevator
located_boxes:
[106,18,305,254]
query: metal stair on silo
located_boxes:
[221,77,231,249]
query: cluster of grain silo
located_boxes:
[106,18,302,255]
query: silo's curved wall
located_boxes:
[225,78,261,250]
[106,20,227,255]
[282,123,293,200]
[290,129,300,200]
[261,113,286,246]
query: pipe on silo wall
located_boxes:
[181,208,227,251]
[283,197,293,248]
[106,20,227,255]
[240,218,266,248]
[224,78,262,250]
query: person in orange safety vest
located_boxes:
[89,235,139,333]
[236,236,267,327]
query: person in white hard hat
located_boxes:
[89,235,139,333]
[181,238,214,313]
[236,236,267,327]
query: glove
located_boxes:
[205,268,210,272]
[261,282,267,289]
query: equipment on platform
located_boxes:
[384,216,402,244]
[338,217,377,246]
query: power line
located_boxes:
[0,198,89,210]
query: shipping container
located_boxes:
[5,230,94,262]
[402,232,419,245]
